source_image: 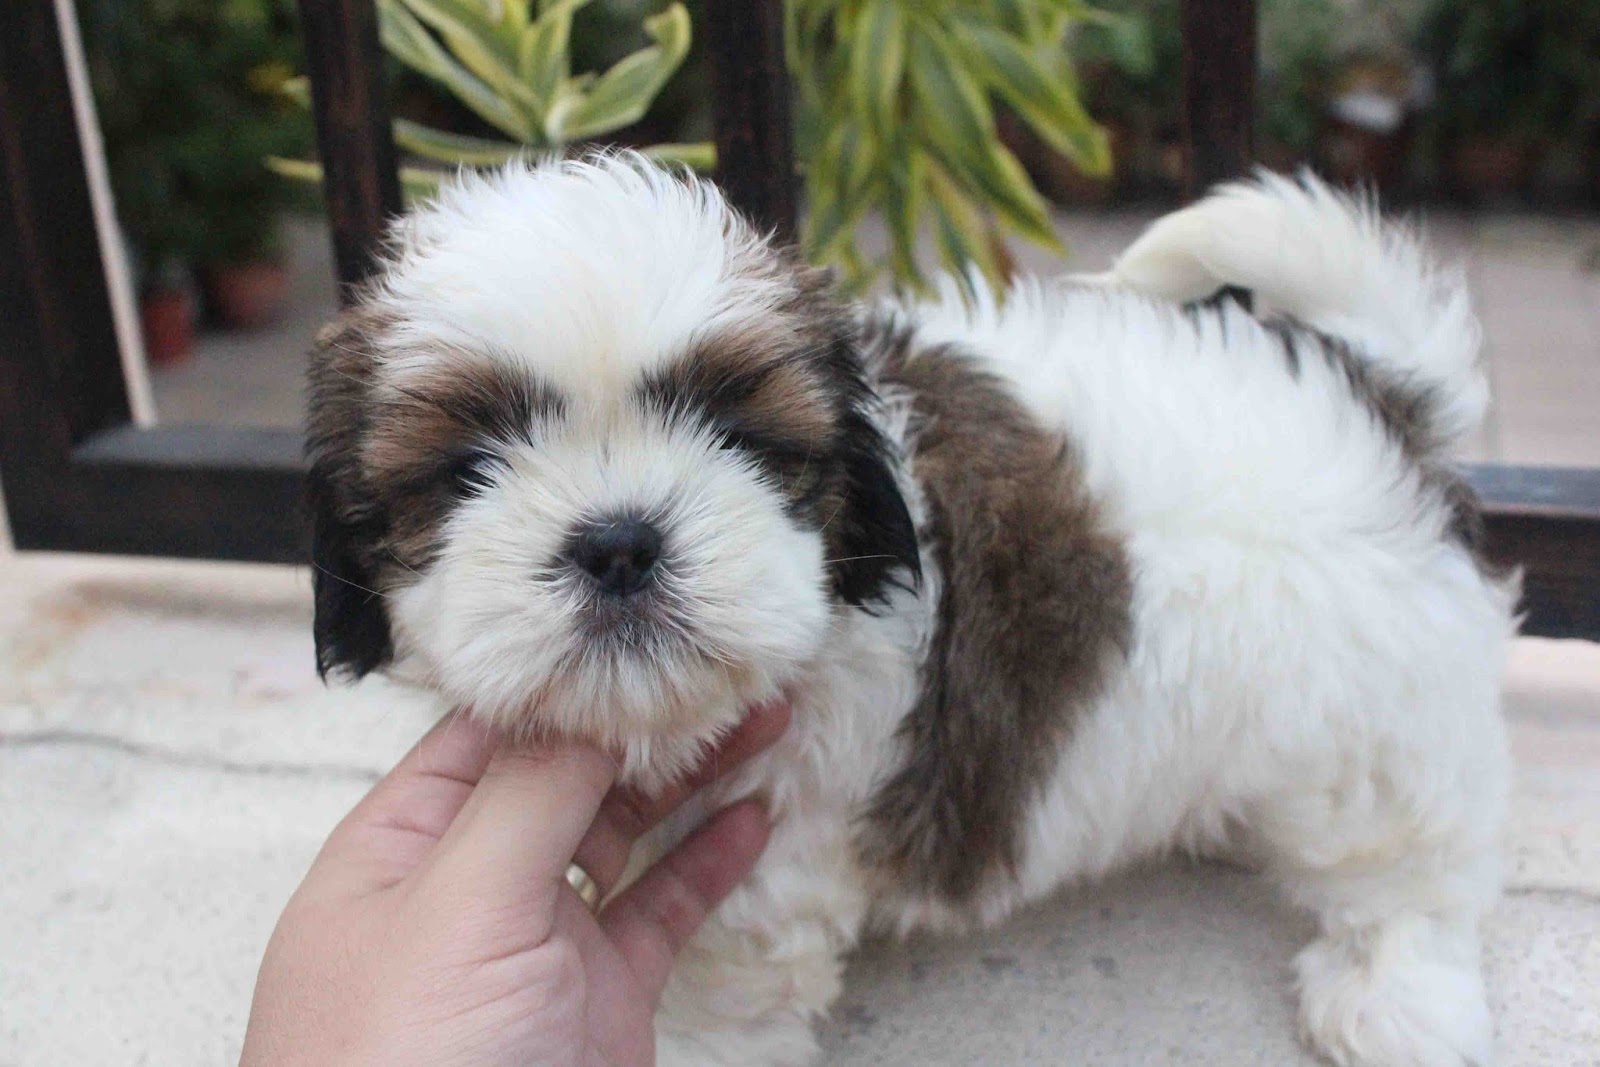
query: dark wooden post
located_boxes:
[296,0,402,299]
[702,0,798,242]
[0,0,131,464]
[1180,0,1257,199]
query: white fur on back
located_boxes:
[1089,172,1488,445]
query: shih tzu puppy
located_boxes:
[307,153,1515,1067]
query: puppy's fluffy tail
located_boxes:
[1095,171,1488,448]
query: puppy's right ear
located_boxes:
[308,462,392,680]
[306,312,393,681]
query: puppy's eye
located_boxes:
[443,447,503,497]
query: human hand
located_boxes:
[239,700,791,1067]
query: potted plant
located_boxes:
[189,2,310,328]
[80,0,311,344]
[1416,0,1593,202]
[136,260,199,367]
[1069,0,1182,200]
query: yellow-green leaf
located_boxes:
[849,0,905,136]
[640,141,716,171]
[517,0,588,108]
[394,119,525,165]
[398,0,539,118]
[495,0,531,39]
[560,4,691,141]
[379,0,533,140]
[279,74,311,108]
[935,128,1061,251]
[906,25,995,162]
[267,156,447,202]
[925,157,1003,291]
[883,149,926,292]
[397,0,511,63]
[958,22,1110,174]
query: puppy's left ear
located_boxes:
[827,409,921,606]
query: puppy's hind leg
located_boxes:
[1249,712,1509,1067]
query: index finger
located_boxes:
[312,709,500,889]
[414,734,617,910]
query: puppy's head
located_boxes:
[307,154,917,770]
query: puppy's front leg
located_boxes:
[651,812,868,1067]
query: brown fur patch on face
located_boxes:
[856,325,1133,904]
[305,306,566,677]
[642,322,838,517]
[637,257,920,607]
[361,352,564,568]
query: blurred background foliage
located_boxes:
[79,0,314,283]
[87,0,1600,307]
[786,0,1115,293]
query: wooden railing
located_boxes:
[1,0,1597,638]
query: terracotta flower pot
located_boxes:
[140,286,196,366]
[1447,137,1538,203]
[1320,118,1412,192]
[202,260,290,330]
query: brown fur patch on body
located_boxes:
[1263,318,1496,571]
[856,325,1133,905]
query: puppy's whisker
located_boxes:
[385,548,423,578]
[312,562,391,600]
[817,498,848,534]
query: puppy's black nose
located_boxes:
[570,519,662,597]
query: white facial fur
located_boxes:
[385,415,829,778]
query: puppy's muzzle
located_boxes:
[568,518,663,598]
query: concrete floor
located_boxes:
[1,546,1598,1065]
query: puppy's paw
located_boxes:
[1295,930,1493,1067]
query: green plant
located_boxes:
[1417,0,1600,146]
[1257,0,1340,155]
[789,0,1110,292]
[82,0,313,282]
[276,0,708,197]
[283,0,1113,295]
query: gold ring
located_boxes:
[565,862,602,912]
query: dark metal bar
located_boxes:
[1180,0,1257,199]
[6,425,304,562]
[702,0,798,242]
[1468,465,1600,640]
[296,0,402,300]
